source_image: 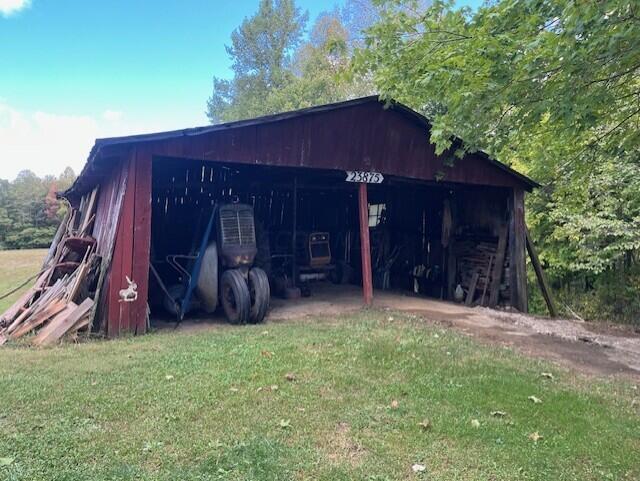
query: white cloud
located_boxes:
[0,102,99,180]
[0,0,30,17]
[0,102,202,181]
[102,109,123,122]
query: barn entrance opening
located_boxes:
[147,155,513,325]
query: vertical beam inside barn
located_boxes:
[358,183,373,306]
[509,188,528,312]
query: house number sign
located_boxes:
[345,171,384,183]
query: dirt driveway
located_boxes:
[265,285,640,378]
[161,284,640,378]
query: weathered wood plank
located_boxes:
[465,272,479,306]
[33,298,94,347]
[9,299,67,339]
[131,147,153,334]
[480,255,493,306]
[489,225,508,307]
[107,153,136,337]
[525,226,558,318]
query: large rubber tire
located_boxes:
[220,269,251,324]
[196,242,218,313]
[248,267,270,324]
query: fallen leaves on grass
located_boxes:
[418,419,432,431]
[261,350,273,358]
[279,419,291,429]
[256,384,279,392]
[528,395,542,404]
[528,431,543,442]
[412,463,426,473]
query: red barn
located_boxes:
[62,96,537,337]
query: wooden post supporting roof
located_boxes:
[358,182,373,306]
[508,188,528,312]
[525,226,557,317]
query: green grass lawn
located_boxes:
[0,310,639,480]
[0,249,47,314]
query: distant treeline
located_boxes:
[0,168,76,250]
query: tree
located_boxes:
[263,8,375,112]
[0,168,76,250]
[206,0,308,123]
[356,0,640,320]
[206,1,379,124]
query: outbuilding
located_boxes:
[63,96,537,337]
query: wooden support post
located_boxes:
[508,188,528,312]
[525,226,558,318]
[291,176,298,287]
[358,182,373,306]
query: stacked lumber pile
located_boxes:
[0,188,100,347]
[454,237,510,306]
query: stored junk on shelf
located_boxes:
[0,187,100,347]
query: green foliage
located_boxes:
[0,168,75,250]
[206,0,308,123]
[356,0,640,321]
[206,0,374,123]
[3,226,58,250]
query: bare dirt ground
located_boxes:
[160,284,640,378]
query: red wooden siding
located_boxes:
[104,148,152,337]
[131,147,153,334]
[165,102,526,189]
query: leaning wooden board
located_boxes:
[488,225,508,307]
[33,298,94,347]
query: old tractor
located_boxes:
[159,203,270,324]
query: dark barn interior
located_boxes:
[147,154,515,323]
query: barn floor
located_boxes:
[154,283,640,378]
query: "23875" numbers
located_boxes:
[345,171,384,183]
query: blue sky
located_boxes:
[0,0,481,180]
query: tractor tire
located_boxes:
[220,269,251,324]
[248,267,270,323]
[196,242,218,313]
